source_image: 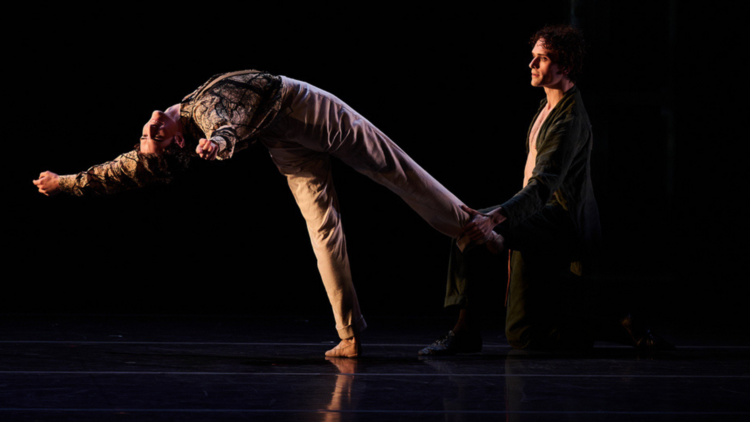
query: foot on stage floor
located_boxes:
[325,337,362,358]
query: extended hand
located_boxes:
[461,205,506,242]
[33,171,61,196]
[196,138,219,160]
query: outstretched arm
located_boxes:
[35,150,183,197]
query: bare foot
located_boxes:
[325,337,361,358]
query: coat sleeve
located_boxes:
[500,109,585,227]
[57,150,179,196]
[187,73,284,161]
[190,83,269,161]
[189,97,245,161]
[208,126,241,161]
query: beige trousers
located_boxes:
[259,76,469,339]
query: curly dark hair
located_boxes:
[530,25,586,83]
[135,142,193,184]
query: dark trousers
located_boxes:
[445,203,594,350]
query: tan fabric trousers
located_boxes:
[259,76,469,339]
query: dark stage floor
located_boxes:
[1,314,748,421]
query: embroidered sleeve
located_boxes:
[57,150,184,196]
[185,72,282,160]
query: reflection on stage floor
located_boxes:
[1,314,748,421]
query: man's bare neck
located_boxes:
[543,80,575,109]
[166,104,183,131]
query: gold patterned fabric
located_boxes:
[180,70,283,160]
[59,70,283,196]
[57,150,186,196]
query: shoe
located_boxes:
[620,314,675,352]
[418,330,482,356]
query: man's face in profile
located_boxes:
[529,39,567,89]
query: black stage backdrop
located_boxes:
[5,3,745,336]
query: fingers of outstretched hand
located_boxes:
[33,171,58,196]
[34,181,49,196]
[33,173,48,188]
